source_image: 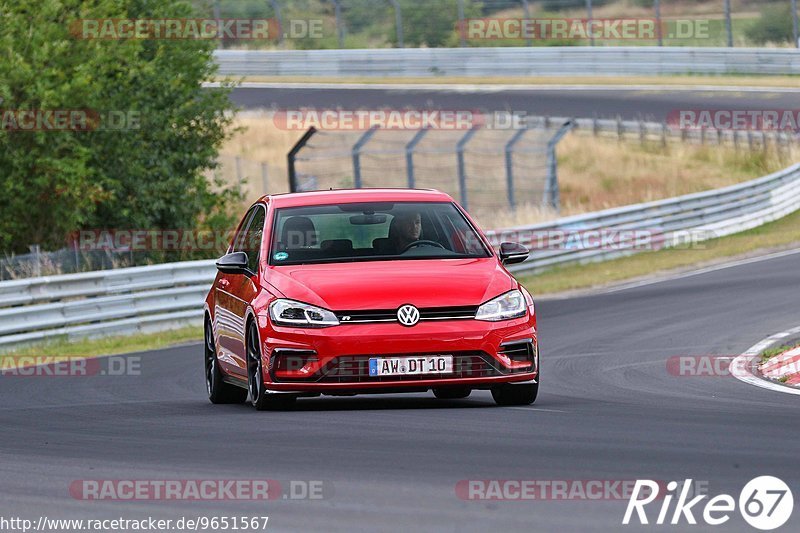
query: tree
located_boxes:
[0,0,238,254]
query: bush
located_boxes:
[0,0,239,254]
[746,4,795,45]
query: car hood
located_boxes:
[266,258,515,310]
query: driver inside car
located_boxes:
[389,211,423,253]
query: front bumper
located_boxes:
[256,313,538,393]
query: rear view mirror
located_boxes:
[499,242,529,265]
[350,214,388,225]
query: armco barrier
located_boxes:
[490,163,800,274]
[0,164,798,348]
[214,47,800,77]
[0,261,216,347]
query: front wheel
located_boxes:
[205,320,247,404]
[491,381,538,406]
[247,324,296,411]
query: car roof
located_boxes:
[260,188,455,209]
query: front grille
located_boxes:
[335,306,477,324]
[276,352,510,383]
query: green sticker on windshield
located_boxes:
[273,252,289,261]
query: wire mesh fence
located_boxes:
[290,121,568,220]
[193,0,800,49]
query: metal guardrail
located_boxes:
[0,261,216,347]
[215,47,800,77]
[1,164,798,349]
[488,163,800,274]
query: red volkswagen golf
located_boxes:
[204,189,539,410]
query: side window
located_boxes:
[231,207,257,254]
[244,206,266,273]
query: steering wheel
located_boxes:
[401,240,446,253]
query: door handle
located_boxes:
[218,279,230,289]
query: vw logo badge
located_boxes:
[397,304,420,327]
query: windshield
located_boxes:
[269,201,491,265]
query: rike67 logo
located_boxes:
[623,477,793,530]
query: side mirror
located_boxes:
[499,242,529,265]
[216,251,252,276]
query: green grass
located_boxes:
[761,344,800,363]
[0,325,202,364]
[519,208,800,296]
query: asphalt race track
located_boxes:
[229,85,800,122]
[2,250,799,532]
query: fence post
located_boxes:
[793,0,799,48]
[352,126,379,189]
[29,244,41,278]
[654,0,662,46]
[456,126,480,210]
[235,156,243,188]
[213,0,222,48]
[544,120,575,211]
[329,0,345,48]
[405,128,429,188]
[639,121,646,145]
[521,0,531,47]
[724,0,733,47]
[457,0,466,47]
[388,0,404,48]
[617,117,623,141]
[269,0,284,47]
[505,128,528,209]
[586,0,594,46]
[287,127,317,192]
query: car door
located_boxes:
[214,205,264,378]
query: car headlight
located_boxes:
[475,290,527,322]
[269,299,339,328]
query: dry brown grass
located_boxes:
[220,111,792,228]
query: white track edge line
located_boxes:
[730,325,800,397]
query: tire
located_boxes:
[432,387,471,399]
[491,382,538,406]
[246,324,296,411]
[205,319,247,404]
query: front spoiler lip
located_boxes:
[260,371,538,394]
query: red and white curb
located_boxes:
[730,325,800,396]
[760,346,800,385]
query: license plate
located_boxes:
[368,355,453,377]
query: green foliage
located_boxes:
[399,0,481,48]
[745,4,794,45]
[0,0,239,255]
